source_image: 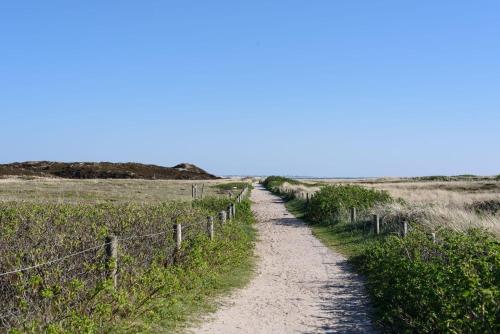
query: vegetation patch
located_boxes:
[354,229,499,333]
[467,199,500,215]
[0,196,255,333]
[305,185,392,223]
[213,182,253,191]
[0,161,218,180]
[261,176,300,191]
[264,176,500,333]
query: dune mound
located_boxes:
[0,161,218,180]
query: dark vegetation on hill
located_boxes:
[0,161,218,180]
[404,174,496,182]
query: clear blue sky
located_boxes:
[1,1,499,177]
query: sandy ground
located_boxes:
[187,185,377,334]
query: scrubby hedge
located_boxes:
[261,176,300,191]
[355,229,500,333]
[305,185,392,223]
[0,197,255,333]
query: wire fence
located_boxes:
[280,186,420,238]
[0,186,250,332]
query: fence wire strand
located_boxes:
[0,243,109,277]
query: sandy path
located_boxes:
[187,185,377,333]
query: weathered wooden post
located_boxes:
[191,184,195,199]
[431,232,436,243]
[227,204,233,220]
[306,193,310,204]
[350,207,357,223]
[232,203,236,217]
[173,223,182,263]
[105,235,118,289]
[373,214,380,235]
[401,221,408,237]
[207,216,214,240]
[219,210,227,225]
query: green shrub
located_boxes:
[0,197,255,333]
[305,185,392,223]
[355,229,500,333]
[262,176,299,191]
[213,182,251,191]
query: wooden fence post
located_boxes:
[373,214,380,235]
[232,203,236,217]
[227,204,233,220]
[105,235,118,289]
[173,223,182,263]
[401,221,408,237]
[207,216,214,240]
[350,207,357,223]
[191,184,195,199]
[431,232,436,243]
[219,210,227,225]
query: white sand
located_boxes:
[187,185,377,333]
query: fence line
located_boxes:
[0,186,250,278]
[117,230,169,242]
[275,186,428,239]
[0,185,251,331]
[0,243,108,277]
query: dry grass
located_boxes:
[0,177,241,204]
[278,182,321,197]
[293,178,500,236]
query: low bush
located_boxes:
[0,197,255,333]
[305,185,392,223]
[355,228,500,333]
[262,176,299,191]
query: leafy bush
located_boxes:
[305,185,392,223]
[0,197,254,332]
[355,229,500,333]
[262,176,300,191]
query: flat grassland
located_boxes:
[0,177,241,203]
